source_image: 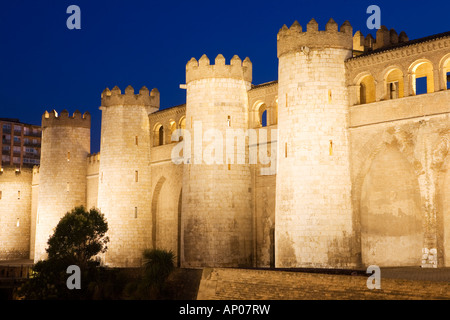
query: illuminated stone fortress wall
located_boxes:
[1,18,449,269]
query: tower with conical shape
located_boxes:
[181,54,253,267]
[34,110,91,262]
[97,85,159,267]
[275,19,357,268]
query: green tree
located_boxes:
[46,206,109,267]
[18,206,109,299]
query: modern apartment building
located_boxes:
[0,118,41,168]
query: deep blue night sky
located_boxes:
[0,0,449,152]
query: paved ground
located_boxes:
[380,267,450,282]
[197,268,450,300]
[1,260,449,300]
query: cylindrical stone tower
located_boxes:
[34,110,91,262]
[97,85,159,267]
[181,54,253,267]
[275,18,357,268]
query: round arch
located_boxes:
[381,65,404,99]
[408,59,434,94]
[251,100,268,128]
[439,53,450,90]
[153,123,164,146]
[169,120,177,143]
[178,116,186,129]
[354,72,376,104]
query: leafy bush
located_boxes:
[142,249,176,292]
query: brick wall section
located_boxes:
[196,268,450,300]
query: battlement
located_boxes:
[42,110,91,129]
[87,152,100,177]
[87,152,100,164]
[32,165,40,185]
[100,85,160,109]
[353,26,409,54]
[0,165,33,177]
[186,54,252,83]
[277,18,353,57]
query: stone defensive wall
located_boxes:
[0,167,33,260]
[86,153,100,210]
[87,152,100,175]
[31,166,39,185]
[349,94,450,268]
[345,30,450,268]
[350,90,450,127]
[147,105,186,264]
[247,82,278,267]
[196,268,450,299]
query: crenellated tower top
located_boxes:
[186,54,252,83]
[277,18,353,57]
[42,109,91,128]
[353,25,409,53]
[100,85,160,110]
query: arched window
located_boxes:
[169,120,177,143]
[447,72,450,90]
[179,117,186,130]
[384,68,404,99]
[411,60,434,95]
[153,124,164,146]
[359,75,376,104]
[251,101,274,128]
[258,104,267,127]
[261,109,267,127]
[444,58,450,90]
[177,117,186,142]
[159,126,164,146]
